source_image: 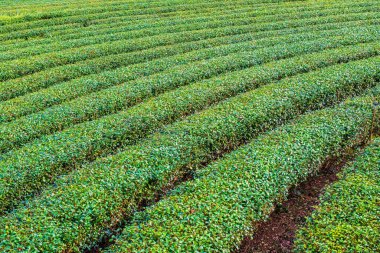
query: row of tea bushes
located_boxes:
[0,0,370,52]
[0,57,379,251]
[5,20,377,114]
[2,34,380,153]
[1,5,378,81]
[4,10,375,103]
[107,85,380,253]
[294,137,380,252]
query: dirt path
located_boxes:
[238,158,349,253]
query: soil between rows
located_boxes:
[237,156,351,253]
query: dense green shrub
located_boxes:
[0,57,379,251]
[0,5,378,81]
[0,5,277,60]
[4,21,378,117]
[0,0,303,28]
[107,85,380,252]
[1,8,378,100]
[294,138,380,252]
[0,0,262,39]
[0,1,375,60]
[0,0,373,53]
[2,54,380,212]
[1,1,379,251]
[1,35,379,153]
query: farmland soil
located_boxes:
[237,157,350,253]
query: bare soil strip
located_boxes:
[89,144,367,253]
[237,152,359,253]
[85,171,194,253]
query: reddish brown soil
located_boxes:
[238,159,347,253]
[87,143,366,253]
[85,171,194,253]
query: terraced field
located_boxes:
[0,0,379,252]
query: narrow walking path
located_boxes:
[238,155,354,253]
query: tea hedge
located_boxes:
[0,0,238,32]
[1,0,379,251]
[0,0,295,28]
[5,20,378,119]
[0,5,270,60]
[0,1,373,60]
[0,13,268,81]
[0,0,311,40]
[0,0,262,40]
[4,53,380,213]
[0,5,238,47]
[294,138,380,253]
[0,14,379,103]
[0,4,378,81]
[0,57,379,251]
[1,0,370,54]
[0,0,328,26]
[107,85,380,253]
[1,38,380,154]
[0,0,296,48]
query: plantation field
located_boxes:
[295,138,380,252]
[0,0,379,252]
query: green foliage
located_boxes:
[2,53,380,212]
[0,1,262,39]
[1,1,376,60]
[294,138,380,253]
[1,7,377,102]
[1,32,380,154]
[0,0,373,53]
[6,2,372,81]
[1,0,380,252]
[106,86,380,253]
[0,1,291,50]
[1,58,379,251]
[5,21,379,120]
